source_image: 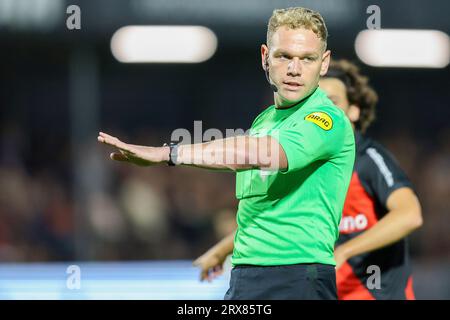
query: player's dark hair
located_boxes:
[325,59,378,133]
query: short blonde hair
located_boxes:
[267,7,328,50]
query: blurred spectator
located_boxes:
[0,127,449,263]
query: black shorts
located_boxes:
[224,263,337,300]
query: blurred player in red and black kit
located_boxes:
[194,59,423,300]
[320,60,423,299]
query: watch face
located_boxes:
[169,144,178,166]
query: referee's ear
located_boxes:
[261,44,269,71]
[319,50,331,76]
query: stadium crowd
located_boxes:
[0,123,448,263]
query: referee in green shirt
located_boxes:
[98,7,355,300]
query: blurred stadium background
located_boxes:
[0,0,449,299]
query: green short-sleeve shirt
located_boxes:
[233,87,355,266]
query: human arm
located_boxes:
[97,132,287,171]
[192,231,235,282]
[335,189,423,268]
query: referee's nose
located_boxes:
[287,57,302,77]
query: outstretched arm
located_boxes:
[97,132,287,171]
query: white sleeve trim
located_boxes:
[366,147,394,187]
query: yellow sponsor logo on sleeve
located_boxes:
[304,112,333,131]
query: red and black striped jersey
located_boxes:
[336,131,416,300]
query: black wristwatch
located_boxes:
[163,142,178,166]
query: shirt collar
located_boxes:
[274,86,320,112]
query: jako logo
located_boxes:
[339,214,368,232]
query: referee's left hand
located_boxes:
[193,251,225,282]
[97,132,169,166]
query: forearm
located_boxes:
[98,131,287,170]
[208,231,235,260]
[338,207,422,259]
[177,135,285,171]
